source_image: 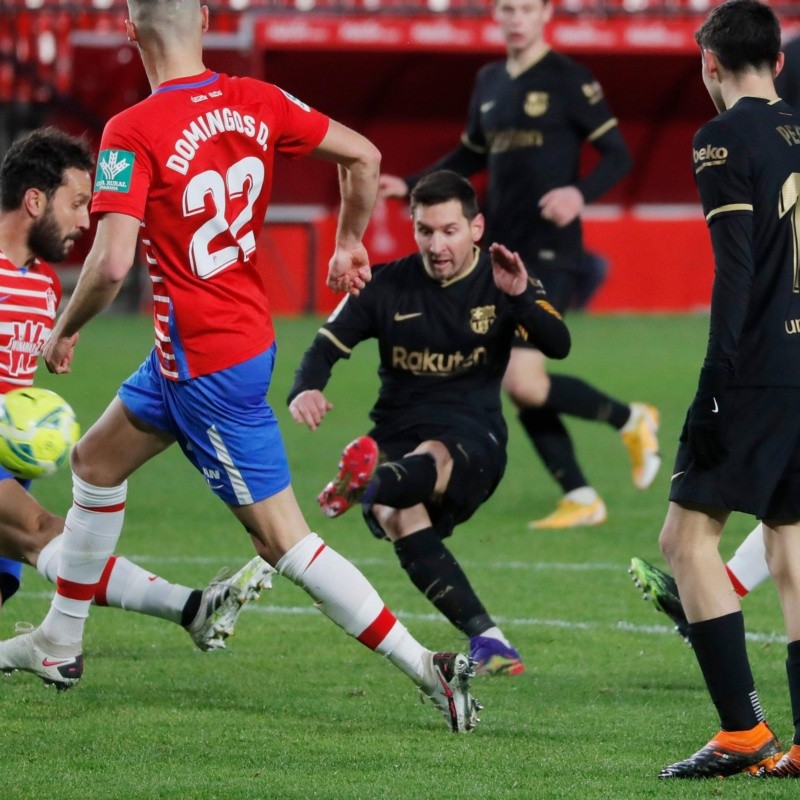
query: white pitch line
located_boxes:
[14,592,787,644]
[120,555,624,572]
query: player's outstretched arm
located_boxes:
[489,242,529,296]
[288,389,333,431]
[43,212,140,374]
[312,120,381,296]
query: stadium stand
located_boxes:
[1,0,798,312]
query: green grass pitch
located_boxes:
[1,313,792,799]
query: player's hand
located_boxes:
[289,390,333,431]
[42,332,79,375]
[539,186,585,228]
[327,241,372,296]
[378,174,409,199]
[684,364,729,469]
[489,243,528,296]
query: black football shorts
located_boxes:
[670,386,800,521]
[369,420,507,539]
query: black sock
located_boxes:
[363,453,437,508]
[518,406,587,492]
[547,374,630,429]
[393,527,492,637]
[688,612,763,731]
[786,640,800,745]
[180,589,202,627]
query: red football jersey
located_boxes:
[91,70,330,380]
[0,251,61,394]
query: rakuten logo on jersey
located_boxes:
[693,144,728,172]
[392,345,487,375]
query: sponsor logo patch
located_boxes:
[95,149,135,193]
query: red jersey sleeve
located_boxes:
[266,84,330,158]
[91,112,153,220]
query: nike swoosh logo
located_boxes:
[671,471,685,481]
[393,312,422,322]
[41,658,71,667]
[0,295,10,302]
[147,575,158,582]
[480,100,495,113]
[712,398,719,413]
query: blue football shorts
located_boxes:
[118,344,291,507]
[0,467,31,596]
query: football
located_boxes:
[0,387,80,479]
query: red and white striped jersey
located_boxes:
[0,249,61,394]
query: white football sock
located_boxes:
[726,524,770,595]
[38,536,191,623]
[40,476,127,647]
[479,626,511,646]
[277,532,429,684]
[565,486,599,504]
[95,556,192,624]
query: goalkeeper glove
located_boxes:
[683,364,730,469]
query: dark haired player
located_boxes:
[289,170,570,675]
[0,127,272,652]
[380,0,659,529]
[0,1,481,734]
[656,0,800,779]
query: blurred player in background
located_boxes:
[656,0,800,779]
[777,33,800,107]
[0,0,480,733]
[0,127,271,652]
[289,171,570,676]
[379,0,660,530]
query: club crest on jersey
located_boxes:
[524,92,549,118]
[470,305,497,334]
[582,82,604,105]
[94,150,135,193]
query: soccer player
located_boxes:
[656,0,800,778]
[777,34,800,108]
[288,170,570,676]
[0,127,271,651]
[378,0,660,529]
[0,1,480,733]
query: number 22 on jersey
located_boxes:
[183,156,265,279]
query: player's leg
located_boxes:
[504,347,607,529]
[0,395,174,688]
[233,488,480,732]
[762,521,800,775]
[726,523,770,596]
[658,501,779,778]
[629,523,770,639]
[368,437,523,676]
[0,464,266,650]
[177,347,480,731]
[33,535,272,651]
[318,435,437,518]
[546,374,661,490]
